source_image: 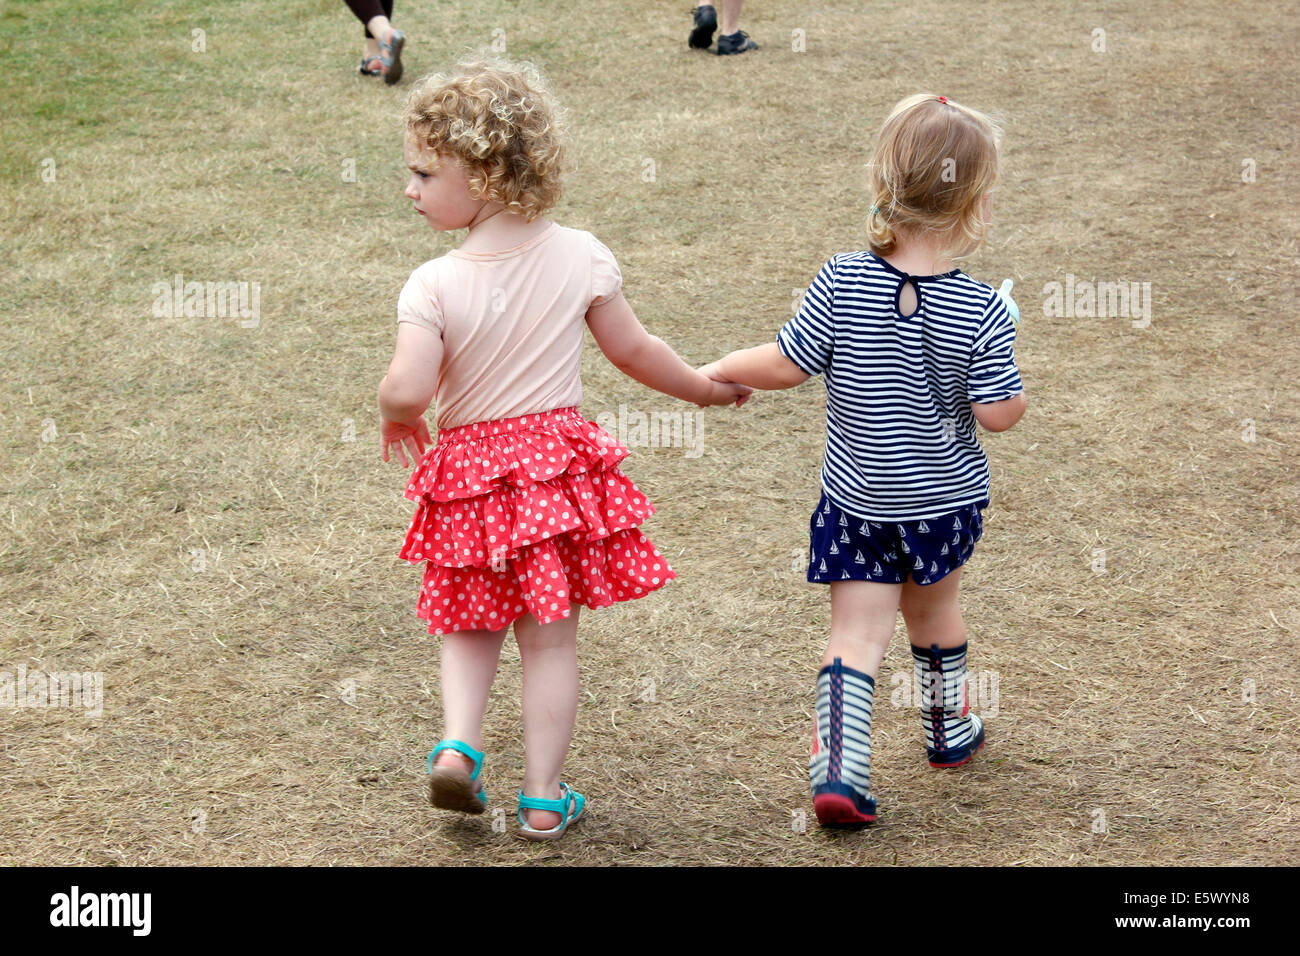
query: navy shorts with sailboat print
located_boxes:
[807,492,988,586]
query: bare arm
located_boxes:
[586,293,750,406]
[706,342,811,390]
[971,392,1027,432]
[379,323,443,424]
[377,323,441,465]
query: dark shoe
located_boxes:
[716,30,757,55]
[688,4,717,49]
[379,28,405,86]
[357,55,383,77]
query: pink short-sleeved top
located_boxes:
[397,223,622,430]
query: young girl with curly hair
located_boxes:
[378,59,749,840]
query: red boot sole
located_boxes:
[813,792,876,826]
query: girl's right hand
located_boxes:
[380,414,432,468]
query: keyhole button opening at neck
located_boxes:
[897,278,921,319]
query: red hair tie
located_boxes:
[938,96,948,104]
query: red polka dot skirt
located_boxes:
[400,406,677,636]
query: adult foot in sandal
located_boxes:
[379,27,405,86]
[346,10,404,84]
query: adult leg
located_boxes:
[345,0,391,62]
[344,0,390,34]
[344,0,394,54]
[720,0,743,36]
[364,0,394,37]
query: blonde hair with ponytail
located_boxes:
[865,94,1002,258]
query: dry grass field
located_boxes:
[1,0,1297,866]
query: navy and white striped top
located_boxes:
[777,250,1022,522]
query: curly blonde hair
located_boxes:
[866,94,1002,258]
[403,57,566,222]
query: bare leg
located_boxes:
[514,609,581,830]
[823,580,903,678]
[899,567,967,651]
[366,15,394,45]
[345,0,393,67]
[433,628,508,771]
[720,0,743,34]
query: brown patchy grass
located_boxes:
[1,0,1297,865]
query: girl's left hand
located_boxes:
[380,415,432,467]
[696,362,752,408]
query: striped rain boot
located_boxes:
[810,657,877,825]
[913,642,985,767]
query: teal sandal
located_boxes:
[516,782,585,841]
[427,739,487,814]
[378,28,405,86]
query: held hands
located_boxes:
[380,414,432,468]
[696,362,753,408]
